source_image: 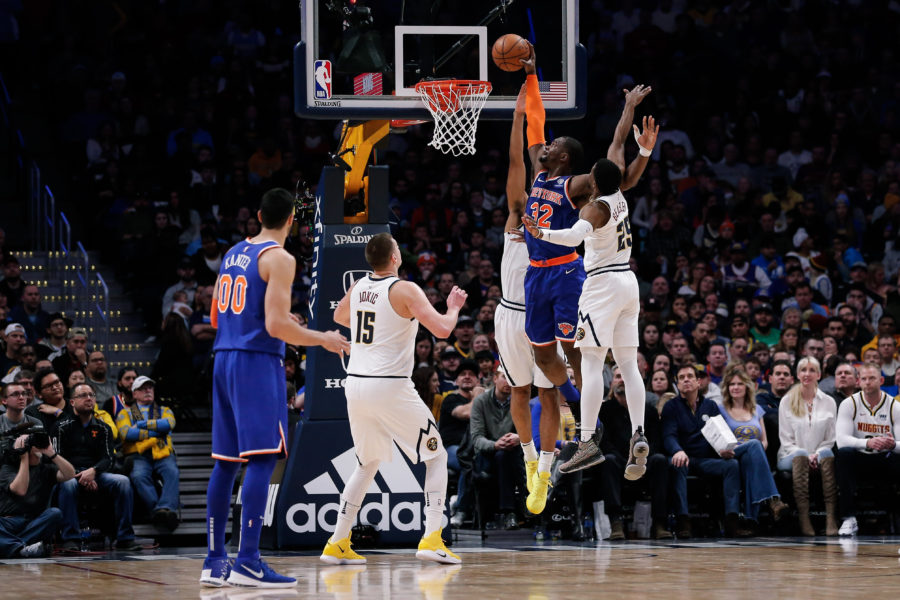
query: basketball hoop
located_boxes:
[414,80,492,157]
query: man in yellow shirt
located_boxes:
[115,376,180,531]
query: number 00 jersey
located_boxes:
[213,239,285,357]
[346,275,417,377]
[583,190,632,274]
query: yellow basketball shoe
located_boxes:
[320,537,366,565]
[525,460,538,494]
[416,529,461,564]
[526,471,552,514]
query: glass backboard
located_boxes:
[295,0,585,121]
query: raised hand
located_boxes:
[624,84,652,107]
[520,43,536,75]
[515,84,526,114]
[322,330,351,356]
[633,115,659,152]
[521,213,542,239]
[446,286,468,312]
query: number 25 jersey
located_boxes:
[584,190,632,272]
[347,275,417,377]
[213,239,285,357]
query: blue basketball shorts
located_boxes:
[523,257,586,345]
[211,350,288,462]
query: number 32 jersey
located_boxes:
[347,275,417,377]
[524,171,581,262]
[584,190,632,273]
[213,239,285,357]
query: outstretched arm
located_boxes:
[393,283,468,339]
[262,249,350,355]
[608,84,652,172]
[621,115,659,191]
[521,47,546,174]
[506,85,528,232]
[521,201,609,247]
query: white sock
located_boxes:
[331,461,379,541]
[331,499,361,542]
[580,347,609,439]
[612,346,646,435]
[521,440,538,462]
[538,450,554,474]
[423,454,448,535]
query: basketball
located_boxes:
[492,34,531,72]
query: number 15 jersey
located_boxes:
[347,275,417,377]
[213,239,285,357]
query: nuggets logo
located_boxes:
[314,59,332,100]
[575,327,585,341]
[426,437,439,451]
[558,323,575,336]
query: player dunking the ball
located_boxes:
[494,85,564,515]
[320,232,466,565]
[200,188,350,588]
[523,85,659,478]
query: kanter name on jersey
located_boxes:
[223,252,252,271]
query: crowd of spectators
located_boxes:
[2,1,900,544]
[0,311,179,556]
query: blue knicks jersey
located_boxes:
[524,171,581,262]
[212,239,285,357]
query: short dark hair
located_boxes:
[560,136,584,170]
[675,364,698,379]
[365,233,395,269]
[117,366,137,384]
[259,188,295,229]
[770,359,793,372]
[592,158,623,196]
[1,381,25,398]
[34,367,57,392]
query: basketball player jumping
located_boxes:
[492,87,563,514]
[320,233,466,565]
[201,188,350,588]
[522,85,659,478]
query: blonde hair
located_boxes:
[784,356,821,418]
[721,368,757,414]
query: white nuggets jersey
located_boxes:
[346,275,417,377]
[583,190,632,274]
[500,229,528,306]
[843,392,898,453]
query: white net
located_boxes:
[414,80,492,157]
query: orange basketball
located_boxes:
[492,34,531,72]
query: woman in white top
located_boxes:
[777,356,839,536]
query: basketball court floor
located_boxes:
[3,535,898,599]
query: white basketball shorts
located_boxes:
[494,300,554,388]
[345,375,444,465]
[574,270,640,349]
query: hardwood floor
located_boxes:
[2,537,898,599]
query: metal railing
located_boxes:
[1,72,113,355]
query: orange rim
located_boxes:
[414,80,492,113]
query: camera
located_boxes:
[0,423,51,463]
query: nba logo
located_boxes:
[314,60,332,100]
[343,270,370,293]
